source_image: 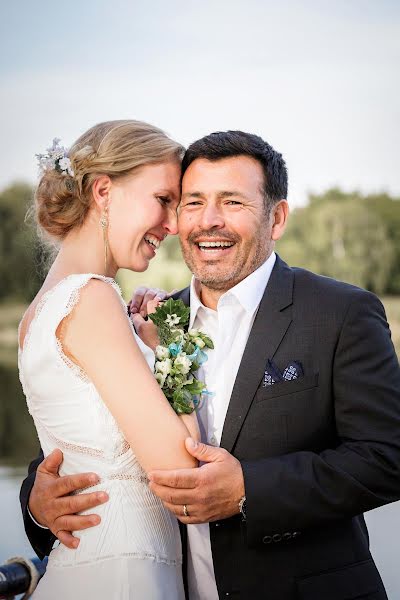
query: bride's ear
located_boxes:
[92,176,112,213]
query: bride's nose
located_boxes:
[163,208,178,235]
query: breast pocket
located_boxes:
[255,373,319,403]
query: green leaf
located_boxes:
[202,335,214,349]
[183,378,205,395]
[149,298,190,329]
[171,388,194,415]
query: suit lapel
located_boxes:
[172,287,190,307]
[220,256,294,453]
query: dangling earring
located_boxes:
[100,205,109,275]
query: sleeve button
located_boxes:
[292,531,301,539]
[262,535,272,544]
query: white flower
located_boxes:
[45,157,56,171]
[174,354,192,375]
[165,314,181,326]
[155,372,166,387]
[155,345,170,361]
[188,328,199,337]
[59,157,74,176]
[170,328,184,344]
[166,375,175,388]
[36,137,74,177]
[194,337,205,349]
[155,358,172,376]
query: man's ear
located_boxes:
[271,200,289,241]
[92,175,112,212]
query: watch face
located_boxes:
[239,496,247,519]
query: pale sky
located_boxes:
[1,0,399,206]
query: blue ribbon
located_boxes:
[186,345,208,366]
[168,343,182,357]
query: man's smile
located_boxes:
[195,239,235,253]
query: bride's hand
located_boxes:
[129,286,177,318]
[131,299,161,351]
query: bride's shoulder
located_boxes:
[65,275,129,333]
[61,276,137,365]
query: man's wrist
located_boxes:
[27,505,49,530]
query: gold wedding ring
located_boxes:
[183,504,189,517]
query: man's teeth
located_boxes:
[197,241,234,248]
[144,235,161,249]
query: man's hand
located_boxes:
[148,438,245,524]
[28,449,109,549]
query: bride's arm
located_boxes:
[62,279,197,472]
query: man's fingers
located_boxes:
[39,448,64,476]
[53,513,101,535]
[57,530,80,549]
[148,469,198,489]
[53,472,100,498]
[149,482,196,505]
[161,502,206,525]
[58,490,108,515]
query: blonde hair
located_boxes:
[34,120,184,241]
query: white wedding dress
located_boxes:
[18,274,185,600]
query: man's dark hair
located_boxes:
[181,131,288,211]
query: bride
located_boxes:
[18,120,199,599]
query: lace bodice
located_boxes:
[18,274,182,569]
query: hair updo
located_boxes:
[34,120,184,241]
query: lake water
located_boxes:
[1,467,399,598]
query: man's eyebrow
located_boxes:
[217,190,247,199]
[181,190,248,200]
[181,192,205,199]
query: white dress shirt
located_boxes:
[186,252,276,600]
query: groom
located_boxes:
[21,131,400,599]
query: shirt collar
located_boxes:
[189,251,276,327]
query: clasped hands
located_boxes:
[29,439,245,549]
[148,437,245,524]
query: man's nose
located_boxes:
[199,204,225,230]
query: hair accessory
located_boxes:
[36,138,74,177]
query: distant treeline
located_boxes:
[1,183,399,302]
[277,189,400,296]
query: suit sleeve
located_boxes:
[20,448,57,559]
[241,291,400,546]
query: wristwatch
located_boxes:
[238,495,247,520]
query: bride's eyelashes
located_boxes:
[156,195,172,206]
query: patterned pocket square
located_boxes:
[262,359,304,387]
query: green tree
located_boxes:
[0,183,44,302]
[278,188,398,294]
[365,193,400,293]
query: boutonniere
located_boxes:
[149,299,214,415]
